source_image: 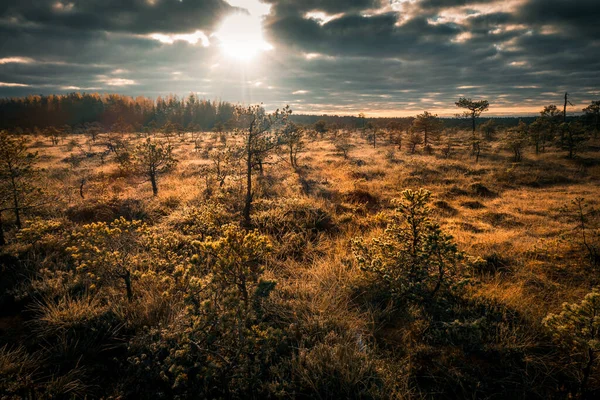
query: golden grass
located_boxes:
[6,127,599,397]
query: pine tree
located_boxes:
[352,189,463,300]
[505,120,528,162]
[133,138,177,196]
[234,104,291,228]
[0,131,43,241]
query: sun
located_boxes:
[214,13,273,61]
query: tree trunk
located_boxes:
[150,173,158,196]
[258,159,264,176]
[563,92,568,124]
[0,212,5,246]
[581,348,594,398]
[79,179,85,199]
[431,262,444,298]
[243,140,253,228]
[123,270,133,302]
[12,189,21,230]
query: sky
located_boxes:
[0,0,598,116]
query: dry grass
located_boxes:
[2,128,599,398]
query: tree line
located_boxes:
[0,92,235,132]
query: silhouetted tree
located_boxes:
[561,121,587,159]
[583,100,600,138]
[455,97,489,136]
[563,92,573,123]
[412,111,442,153]
[506,120,528,162]
[314,120,328,138]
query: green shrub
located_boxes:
[353,188,464,300]
[544,288,600,396]
[126,224,288,398]
[67,218,148,301]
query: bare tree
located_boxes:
[563,92,573,123]
[280,121,305,168]
[0,131,43,239]
[133,138,178,196]
[234,104,291,228]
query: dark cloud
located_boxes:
[0,0,598,115]
[418,0,497,10]
[265,12,462,58]
[264,0,382,15]
[517,0,600,38]
[0,0,232,34]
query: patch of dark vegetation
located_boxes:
[460,200,486,209]
[475,252,512,275]
[445,186,470,198]
[66,198,147,224]
[350,158,366,166]
[481,212,523,228]
[349,168,386,181]
[470,183,497,198]
[343,188,381,209]
[459,222,484,233]
[434,200,459,216]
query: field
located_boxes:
[1,124,600,399]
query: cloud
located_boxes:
[100,78,136,86]
[149,31,210,46]
[0,57,35,64]
[0,0,232,34]
[0,82,30,87]
[0,0,598,115]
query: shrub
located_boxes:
[169,202,230,239]
[66,197,147,224]
[126,224,287,398]
[353,188,464,300]
[67,218,148,301]
[544,288,600,396]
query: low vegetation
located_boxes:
[1,94,600,398]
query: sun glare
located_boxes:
[214,13,273,61]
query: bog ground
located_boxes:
[1,122,600,399]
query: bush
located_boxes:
[126,224,288,398]
[66,197,147,224]
[67,218,148,301]
[353,189,465,300]
[168,202,230,239]
[544,288,600,396]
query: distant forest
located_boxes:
[0,93,236,132]
[0,92,580,132]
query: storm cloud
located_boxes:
[0,0,598,115]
